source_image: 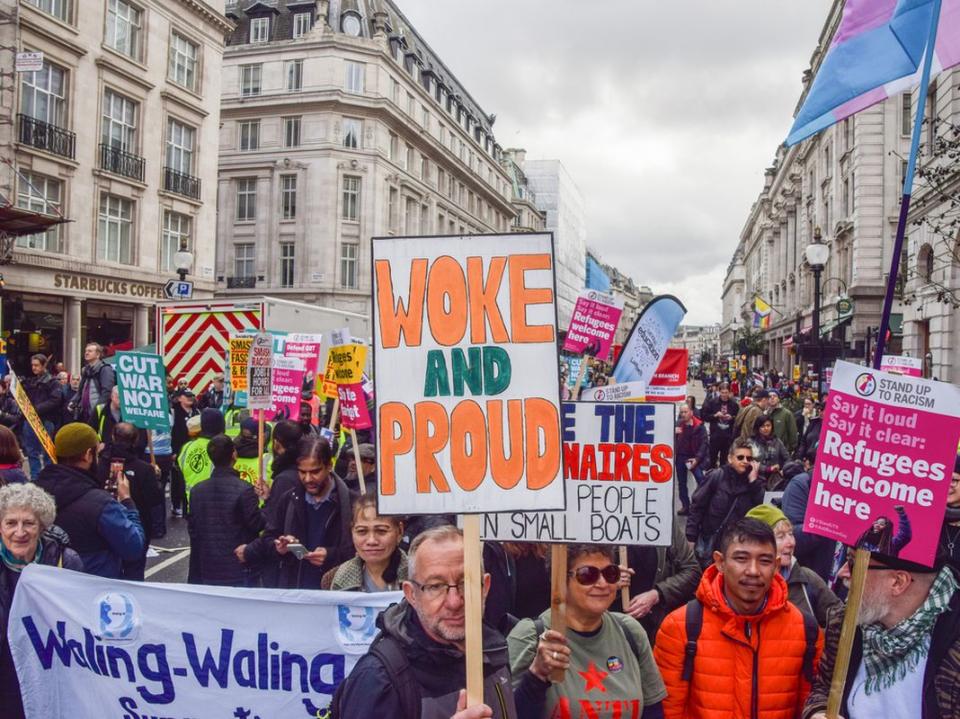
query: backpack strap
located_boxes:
[611,614,643,664]
[681,598,703,682]
[533,617,546,639]
[369,635,420,718]
[800,606,818,683]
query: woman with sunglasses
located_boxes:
[508,544,667,719]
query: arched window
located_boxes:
[918,243,934,283]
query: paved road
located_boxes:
[145,501,191,583]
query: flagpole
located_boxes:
[872,0,942,371]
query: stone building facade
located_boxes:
[216,0,516,316]
[1,0,228,371]
[721,0,921,380]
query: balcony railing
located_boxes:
[100,143,145,182]
[227,276,256,289]
[17,114,76,160]
[163,167,202,201]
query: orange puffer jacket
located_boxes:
[653,565,822,719]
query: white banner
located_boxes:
[481,401,675,546]
[9,565,400,718]
[584,381,645,403]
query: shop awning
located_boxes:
[782,336,795,349]
[820,313,853,337]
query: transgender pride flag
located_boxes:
[786,0,960,146]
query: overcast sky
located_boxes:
[399,0,834,325]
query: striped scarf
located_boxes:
[861,566,959,694]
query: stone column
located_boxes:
[64,298,83,372]
[134,304,150,348]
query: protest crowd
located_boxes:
[0,307,956,719]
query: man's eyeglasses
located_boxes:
[568,564,621,586]
[734,454,754,461]
[845,552,896,572]
[410,579,465,600]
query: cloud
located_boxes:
[397,0,834,323]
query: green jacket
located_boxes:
[769,405,798,453]
[179,436,212,497]
[234,453,273,489]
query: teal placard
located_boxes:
[116,351,171,432]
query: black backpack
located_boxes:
[326,634,419,719]
[679,598,818,683]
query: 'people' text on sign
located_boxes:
[482,401,675,545]
[804,360,960,566]
[372,233,564,515]
[116,352,171,432]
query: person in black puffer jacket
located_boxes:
[188,435,264,586]
[21,354,61,478]
[96,423,163,580]
[686,437,765,568]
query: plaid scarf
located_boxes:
[861,566,959,694]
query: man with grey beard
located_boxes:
[803,550,960,719]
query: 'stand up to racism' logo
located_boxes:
[854,373,877,397]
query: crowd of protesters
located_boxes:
[0,344,957,719]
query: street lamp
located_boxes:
[174,239,194,282]
[805,227,830,397]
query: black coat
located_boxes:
[188,466,264,586]
[0,394,20,432]
[701,396,740,439]
[686,464,765,542]
[244,473,355,589]
[22,371,60,425]
[97,445,164,544]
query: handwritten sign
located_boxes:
[372,233,564,514]
[804,360,960,566]
[482,401,675,545]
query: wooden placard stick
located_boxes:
[549,544,568,682]
[256,413,266,497]
[618,545,630,610]
[826,547,869,718]
[349,427,366,495]
[328,397,340,430]
[462,515,485,707]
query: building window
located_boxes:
[236,178,256,221]
[292,12,312,38]
[343,117,361,149]
[404,197,417,234]
[281,174,297,219]
[280,242,295,287]
[388,186,398,232]
[406,93,414,116]
[340,242,358,288]
[249,16,269,43]
[240,64,261,97]
[421,106,429,129]
[342,176,360,221]
[901,91,912,136]
[97,193,133,264]
[345,61,364,94]
[101,89,137,151]
[235,243,255,278]
[16,172,62,251]
[24,0,68,21]
[420,155,428,181]
[405,144,414,171]
[391,77,400,105]
[285,60,303,91]
[168,32,198,91]
[388,132,398,161]
[161,210,190,272]
[238,120,259,151]
[283,116,301,148]
[166,119,194,175]
[20,61,66,126]
[105,0,142,60]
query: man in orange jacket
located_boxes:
[654,518,823,719]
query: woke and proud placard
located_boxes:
[372,233,564,515]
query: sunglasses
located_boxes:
[569,564,621,586]
[734,454,754,461]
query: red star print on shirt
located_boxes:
[578,661,608,693]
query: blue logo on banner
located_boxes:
[97,592,139,641]
[337,605,377,649]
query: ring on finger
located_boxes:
[552,651,558,660]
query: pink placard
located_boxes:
[803,361,960,566]
[284,334,323,378]
[562,290,624,360]
[879,354,923,377]
[337,382,372,430]
[253,357,305,423]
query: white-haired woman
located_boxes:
[0,483,83,718]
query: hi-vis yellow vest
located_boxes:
[234,453,273,490]
[179,437,212,497]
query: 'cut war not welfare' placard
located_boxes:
[804,360,960,566]
[372,233,564,515]
[482,401,675,546]
[116,352,170,433]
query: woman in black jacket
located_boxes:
[752,414,790,490]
